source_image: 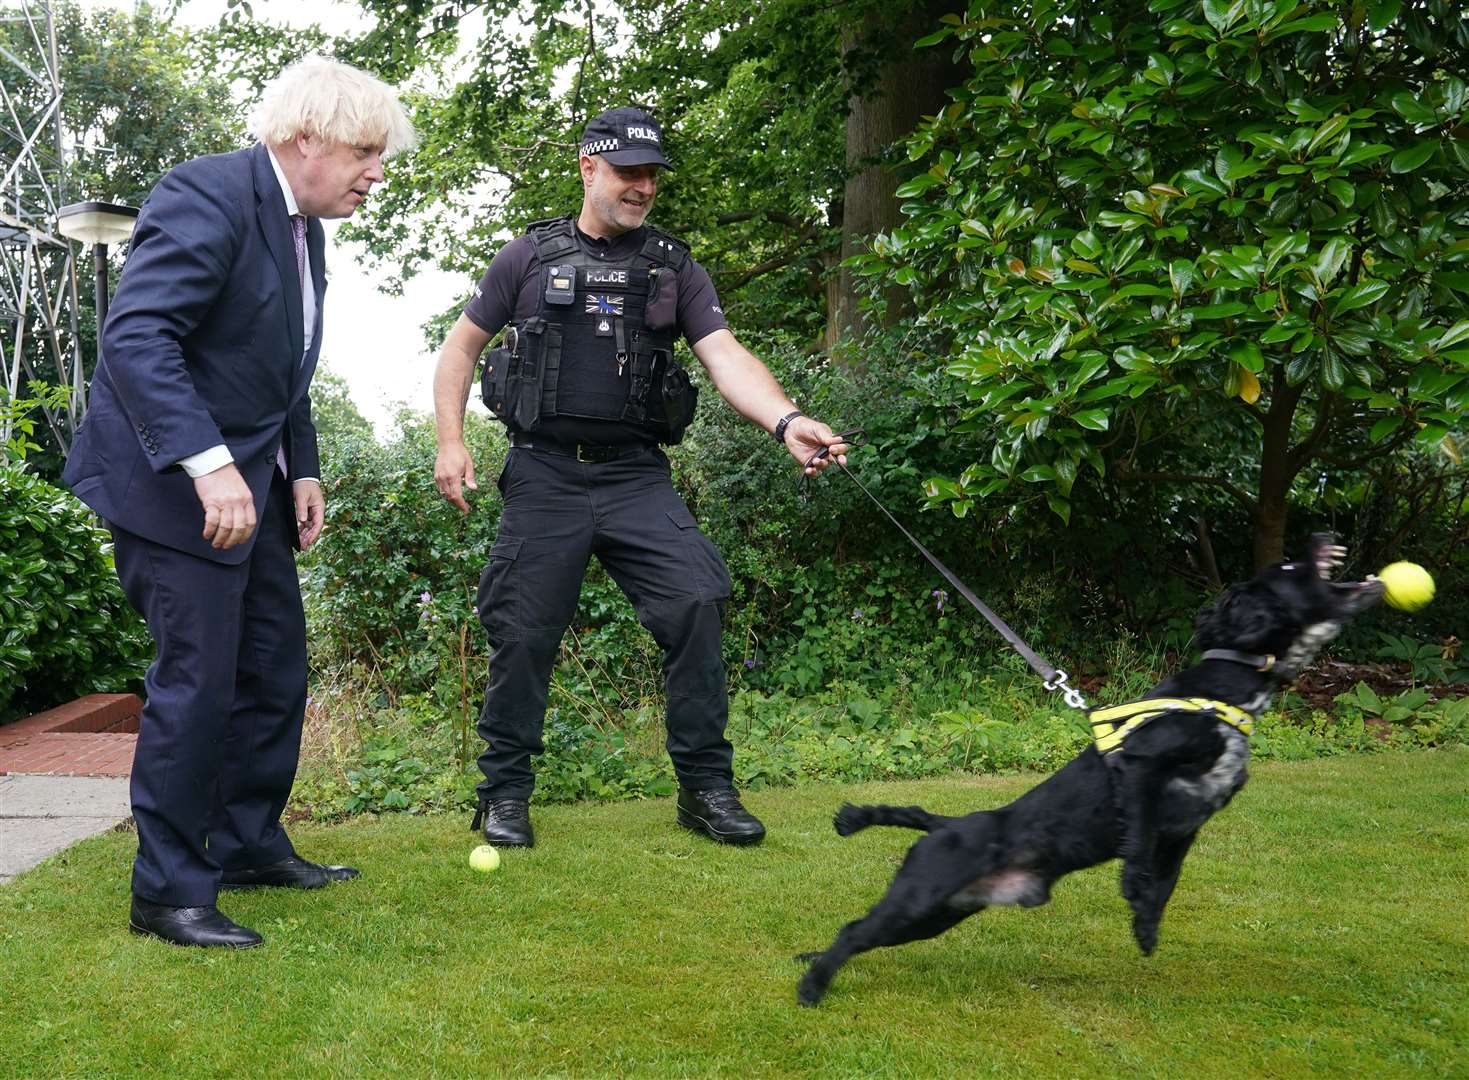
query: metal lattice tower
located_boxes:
[1,0,84,454]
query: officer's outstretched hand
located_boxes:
[435,440,479,513]
[785,417,848,476]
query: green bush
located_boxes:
[300,412,506,672]
[0,462,149,723]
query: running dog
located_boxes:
[797,534,1384,1005]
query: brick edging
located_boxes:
[0,694,143,743]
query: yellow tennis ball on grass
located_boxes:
[469,844,501,873]
[1377,561,1435,612]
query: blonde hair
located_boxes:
[250,57,417,157]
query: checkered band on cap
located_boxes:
[580,107,671,168]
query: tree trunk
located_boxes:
[1195,516,1223,592]
[824,1,965,349]
[1253,375,1306,569]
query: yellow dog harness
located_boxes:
[1087,697,1255,756]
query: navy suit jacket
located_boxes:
[65,144,327,565]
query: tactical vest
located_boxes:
[481,217,699,443]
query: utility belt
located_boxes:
[1088,696,1255,757]
[508,433,652,463]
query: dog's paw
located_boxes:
[794,950,822,966]
[796,974,827,1007]
[1133,918,1159,956]
[833,803,865,836]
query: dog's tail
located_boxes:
[833,802,946,836]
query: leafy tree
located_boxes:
[340,0,961,345]
[189,7,333,97]
[59,1,245,209]
[871,0,1469,567]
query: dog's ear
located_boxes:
[1195,582,1281,652]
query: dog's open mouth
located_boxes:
[1292,536,1385,614]
[1313,540,1347,579]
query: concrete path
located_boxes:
[0,774,131,885]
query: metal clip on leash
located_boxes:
[1044,670,1089,712]
[799,429,1090,714]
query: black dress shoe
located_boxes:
[129,898,263,949]
[472,798,534,847]
[219,855,360,890]
[677,787,766,845]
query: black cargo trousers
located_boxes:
[474,443,735,800]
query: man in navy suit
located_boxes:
[63,58,415,948]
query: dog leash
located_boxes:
[801,430,1089,713]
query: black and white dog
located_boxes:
[797,535,1384,1006]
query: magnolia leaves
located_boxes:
[874,0,1468,531]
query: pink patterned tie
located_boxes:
[281,214,309,479]
[291,214,307,285]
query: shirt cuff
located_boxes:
[178,445,234,478]
[292,476,320,484]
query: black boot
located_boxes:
[677,787,765,845]
[471,797,534,847]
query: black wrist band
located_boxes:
[773,410,804,444]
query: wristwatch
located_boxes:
[773,410,804,444]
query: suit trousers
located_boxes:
[474,445,734,799]
[111,471,306,906]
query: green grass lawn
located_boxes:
[3,749,1466,1079]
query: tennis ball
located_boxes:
[1378,561,1435,612]
[469,844,501,873]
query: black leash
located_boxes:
[800,429,1089,712]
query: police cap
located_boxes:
[580,107,672,169]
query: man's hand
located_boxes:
[784,417,849,476]
[294,479,325,550]
[194,463,256,549]
[435,440,479,513]
[432,314,493,513]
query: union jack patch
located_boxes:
[586,293,625,316]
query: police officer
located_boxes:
[432,107,848,848]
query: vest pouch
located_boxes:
[511,321,554,432]
[480,341,516,425]
[645,267,677,331]
[622,342,655,425]
[659,357,698,444]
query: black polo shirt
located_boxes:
[464,222,729,445]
